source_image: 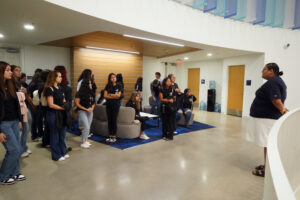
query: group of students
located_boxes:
[0,61,197,185]
[150,72,197,140]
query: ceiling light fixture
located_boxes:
[85,46,140,55]
[207,53,213,56]
[123,34,184,47]
[184,57,189,60]
[0,33,4,38]
[24,24,35,30]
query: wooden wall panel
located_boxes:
[71,47,143,102]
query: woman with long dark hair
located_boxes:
[43,71,69,161]
[75,79,95,148]
[245,63,287,177]
[126,92,149,140]
[27,71,43,141]
[104,73,122,143]
[0,61,26,185]
[77,69,97,94]
[54,66,72,152]
[159,77,177,140]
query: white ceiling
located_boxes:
[0,0,258,62]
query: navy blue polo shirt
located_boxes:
[250,76,287,119]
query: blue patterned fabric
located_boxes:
[67,120,215,150]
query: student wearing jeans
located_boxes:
[0,61,26,185]
[75,79,95,148]
[11,65,31,157]
[43,71,69,161]
[176,88,197,129]
[104,73,122,143]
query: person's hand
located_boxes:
[87,108,93,113]
[153,96,156,101]
[169,99,174,103]
[19,122,22,129]
[0,133,6,143]
[281,108,289,115]
[175,88,181,93]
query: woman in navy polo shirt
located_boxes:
[245,63,287,177]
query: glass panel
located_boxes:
[234,0,247,21]
[224,0,238,18]
[204,0,217,12]
[293,0,300,29]
[264,0,276,26]
[273,0,286,27]
[193,0,206,9]
[214,0,226,16]
[253,0,266,25]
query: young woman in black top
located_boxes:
[43,71,68,161]
[0,61,26,185]
[126,92,150,140]
[104,73,122,143]
[75,79,95,148]
[176,88,197,128]
[245,63,287,177]
[159,77,177,140]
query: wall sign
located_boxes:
[246,80,251,86]
[201,79,205,84]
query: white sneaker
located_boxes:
[27,150,32,154]
[86,141,91,146]
[80,143,90,149]
[58,157,65,161]
[140,134,150,140]
[64,154,70,159]
[20,152,29,158]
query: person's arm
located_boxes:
[104,90,114,99]
[75,98,89,112]
[271,99,288,115]
[110,91,121,99]
[47,96,64,110]
[0,133,6,143]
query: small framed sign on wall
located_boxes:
[201,79,205,84]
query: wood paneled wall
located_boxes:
[71,47,143,102]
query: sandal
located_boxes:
[255,165,265,170]
[252,169,265,177]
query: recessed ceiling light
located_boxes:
[207,53,213,57]
[184,57,189,60]
[0,33,4,38]
[123,34,184,47]
[24,24,35,30]
[85,46,140,55]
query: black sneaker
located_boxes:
[0,178,15,185]
[66,147,72,152]
[13,174,26,181]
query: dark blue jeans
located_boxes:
[41,106,50,147]
[0,120,21,181]
[20,122,28,153]
[46,111,66,161]
[176,108,192,125]
[151,96,161,115]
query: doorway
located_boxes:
[227,65,245,117]
[188,68,200,107]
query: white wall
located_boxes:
[47,0,300,110]
[21,45,71,79]
[186,60,223,105]
[142,56,164,105]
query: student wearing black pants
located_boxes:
[126,92,150,140]
[104,73,122,143]
[159,77,177,140]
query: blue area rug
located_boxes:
[67,120,215,150]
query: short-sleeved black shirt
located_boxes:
[75,92,95,110]
[159,87,176,101]
[104,84,122,105]
[250,76,287,119]
[182,95,197,109]
[44,86,65,110]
